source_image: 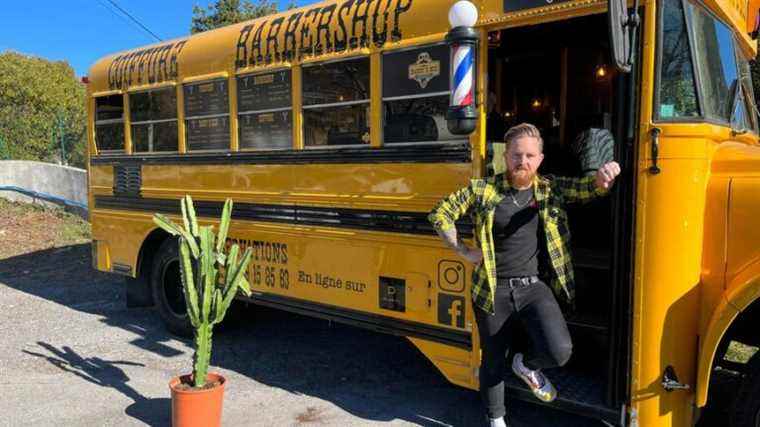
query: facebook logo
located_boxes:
[438,293,465,329]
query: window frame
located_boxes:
[237,67,294,151]
[688,0,759,134]
[182,78,232,152]
[732,41,760,134]
[654,0,757,133]
[380,42,466,146]
[653,0,702,122]
[683,0,708,120]
[686,0,740,125]
[94,94,126,153]
[301,55,372,150]
[128,86,179,154]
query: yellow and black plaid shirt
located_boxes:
[428,173,607,314]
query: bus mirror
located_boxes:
[608,0,637,73]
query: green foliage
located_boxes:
[153,196,252,388]
[0,51,86,168]
[0,136,9,160]
[191,0,297,34]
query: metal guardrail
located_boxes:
[0,185,88,218]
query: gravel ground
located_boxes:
[0,243,611,427]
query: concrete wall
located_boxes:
[0,161,88,217]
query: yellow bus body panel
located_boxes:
[695,143,760,406]
[85,0,760,425]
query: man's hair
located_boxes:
[503,123,543,152]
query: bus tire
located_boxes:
[730,352,760,427]
[150,238,193,338]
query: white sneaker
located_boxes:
[511,353,557,402]
[488,416,507,427]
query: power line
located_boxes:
[95,0,145,37]
[102,0,162,42]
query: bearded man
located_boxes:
[428,123,620,427]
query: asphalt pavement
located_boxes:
[0,243,611,426]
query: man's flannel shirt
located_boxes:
[428,173,607,315]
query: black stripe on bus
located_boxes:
[90,143,472,166]
[93,195,474,238]
[241,292,472,350]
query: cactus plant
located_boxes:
[153,195,252,388]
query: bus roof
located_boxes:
[88,0,456,94]
[87,0,757,95]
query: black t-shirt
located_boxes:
[492,188,541,279]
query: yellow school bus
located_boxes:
[86,0,760,425]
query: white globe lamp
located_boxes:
[448,1,479,28]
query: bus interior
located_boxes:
[486,13,638,419]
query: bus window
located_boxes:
[687,1,740,123]
[656,0,699,120]
[94,95,125,152]
[302,57,370,147]
[237,70,292,150]
[382,44,458,144]
[129,87,178,153]
[183,79,230,151]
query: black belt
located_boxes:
[497,275,539,289]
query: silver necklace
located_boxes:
[509,189,533,208]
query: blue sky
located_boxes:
[0,0,313,77]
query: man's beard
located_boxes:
[508,168,535,188]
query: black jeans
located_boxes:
[474,280,573,419]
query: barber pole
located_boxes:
[445,1,479,135]
[451,43,474,108]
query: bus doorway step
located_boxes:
[504,366,620,425]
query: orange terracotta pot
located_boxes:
[169,372,226,427]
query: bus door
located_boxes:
[479,8,641,423]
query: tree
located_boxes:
[0,51,87,168]
[0,136,9,160]
[191,0,297,34]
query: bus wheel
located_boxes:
[730,352,760,427]
[150,238,193,338]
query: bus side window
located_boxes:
[129,87,178,153]
[94,95,125,152]
[183,79,230,151]
[382,44,459,145]
[302,57,370,147]
[656,0,699,120]
[237,70,293,150]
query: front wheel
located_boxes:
[731,352,760,427]
[150,238,193,338]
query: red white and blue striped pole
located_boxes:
[451,43,475,108]
[446,1,479,135]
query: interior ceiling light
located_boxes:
[596,64,608,79]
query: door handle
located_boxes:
[649,127,661,175]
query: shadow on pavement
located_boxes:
[22,341,170,426]
[0,244,182,358]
